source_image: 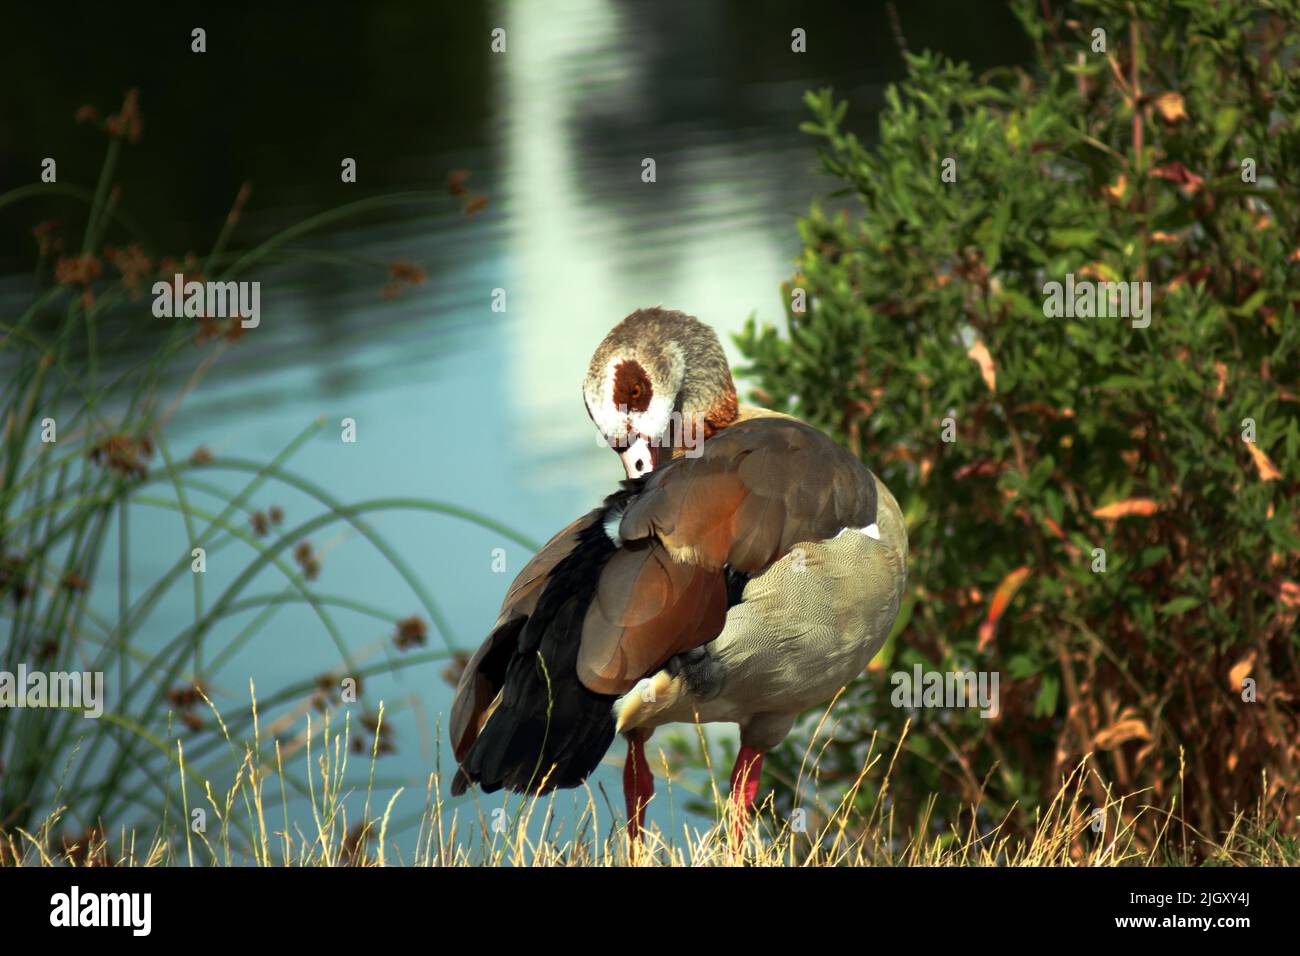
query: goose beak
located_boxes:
[618,435,660,479]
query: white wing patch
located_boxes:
[835,522,881,541]
[603,506,625,546]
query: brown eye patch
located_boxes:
[612,360,653,413]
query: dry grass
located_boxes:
[1,694,1292,867]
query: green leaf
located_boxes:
[1048,227,1100,249]
[1033,673,1060,718]
[1159,596,1202,617]
[1008,654,1041,679]
[1210,107,1241,155]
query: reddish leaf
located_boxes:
[1246,443,1282,482]
[977,566,1031,651]
[967,339,997,393]
[1092,498,1161,520]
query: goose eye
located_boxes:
[612,360,652,412]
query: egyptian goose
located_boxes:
[450,307,907,840]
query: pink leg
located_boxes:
[728,745,765,841]
[623,733,654,841]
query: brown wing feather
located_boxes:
[575,417,877,696]
[578,542,727,695]
[618,418,877,572]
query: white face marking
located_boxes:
[587,354,681,451]
[618,435,656,479]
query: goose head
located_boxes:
[583,307,739,478]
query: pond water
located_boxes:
[2,0,1027,848]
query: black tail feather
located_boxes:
[459,495,635,795]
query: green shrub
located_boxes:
[739,0,1300,849]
